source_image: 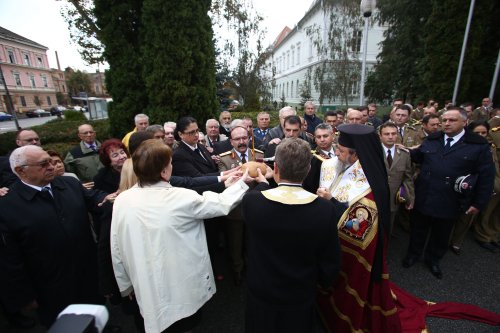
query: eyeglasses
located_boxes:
[21,159,54,168]
[79,131,95,135]
[183,128,200,136]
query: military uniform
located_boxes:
[218,148,264,279]
[472,106,492,122]
[395,124,420,147]
[411,108,424,121]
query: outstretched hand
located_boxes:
[316,187,332,200]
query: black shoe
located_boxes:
[428,263,443,279]
[450,245,461,255]
[477,241,498,253]
[402,255,417,268]
[6,312,36,329]
[233,271,243,286]
[490,241,500,249]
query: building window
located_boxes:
[37,56,43,67]
[46,96,52,105]
[291,49,295,68]
[291,81,294,98]
[286,82,289,97]
[13,73,21,86]
[297,44,301,65]
[62,84,66,93]
[309,40,313,59]
[20,96,27,106]
[29,74,36,88]
[8,50,16,64]
[287,52,290,69]
[41,75,48,88]
[296,80,300,96]
[95,85,100,93]
[22,53,31,66]
[351,30,362,53]
[351,81,359,95]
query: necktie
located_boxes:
[195,148,207,161]
[328,152,333,158]
[444,137,453,152]
[398,127,403,138]
[89,144,97,152]
[40,186,53,199]
[387,149,393,167]
[241,153,247,164]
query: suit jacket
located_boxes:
[0,177,106,326]
[172,141,219,177]
[411,130,495,218]
[383,146,415,212]
[242,184,342,330]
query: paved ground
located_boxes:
[1,224,499,333]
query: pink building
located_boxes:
[0,26,57,114]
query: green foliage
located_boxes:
[63,110,87,121]
[56,92,68,105]
[368,0,500,104]
[65,68,92,97]
[94,0,148,137]
[141,0,218,126]
[0,118,111,156]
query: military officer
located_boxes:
[411,101,425,121]
[218,126,264,285]
[472,97,493,122]
[393,104,420,147]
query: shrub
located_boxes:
[63,110,87,121]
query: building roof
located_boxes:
[273,26,292,49]
[0,26,48,50]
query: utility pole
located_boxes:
[0,63,21,131]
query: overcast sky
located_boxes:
[0,0,313,72]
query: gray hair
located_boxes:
[279,106,296,118]
[314,123,333,134]
[10,145,44,176]
[206,118,220,127]
[275,138,312,182]
[146,124,165,133]
[304,101,315,109]
[134,113,149,123]
[230,119,244,130]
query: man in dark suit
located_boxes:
[242,138,342,333]
[172,117,223,177]
[0,145,115,327]
[403,107,495,279]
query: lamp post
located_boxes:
[452,0,476,105]
[0,63,21,131]
[359,0,376,106]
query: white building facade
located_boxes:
[261,0,386,110]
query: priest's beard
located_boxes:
[335,160,353,175]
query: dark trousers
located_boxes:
[408,210,456,264]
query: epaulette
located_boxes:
[492,127,500,132]
[366,121,373,126]
[311,150,326,162]
[406,124,416,130]
[219,151,232,157]
[413,120,422,126]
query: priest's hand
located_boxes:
[253,168,269,184]
[317,187,332,200]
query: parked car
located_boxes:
[50,106,66,116]
[26,109,50,118]
[0,112,13,121]
[71,105,82,112]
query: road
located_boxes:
[0,113,91,134]
[1,222,498,333]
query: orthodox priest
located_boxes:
[316,124,402,332]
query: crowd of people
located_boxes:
[0,97,499,333]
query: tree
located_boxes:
[306,0,363,106]
[65,68,92,97]
[140,0,218,124]
[299,68,313,111]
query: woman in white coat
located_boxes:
[111,140,262,333]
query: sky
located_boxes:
[0,0,313,72]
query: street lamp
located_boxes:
[359,0,376,106]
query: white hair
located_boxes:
[205,118,220,127]
[10,145,44,176]
[230,119,244,130]
[279,106,296,117]
[134,113,149,124]
[304,101,315,108]
[164,121,176,131]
